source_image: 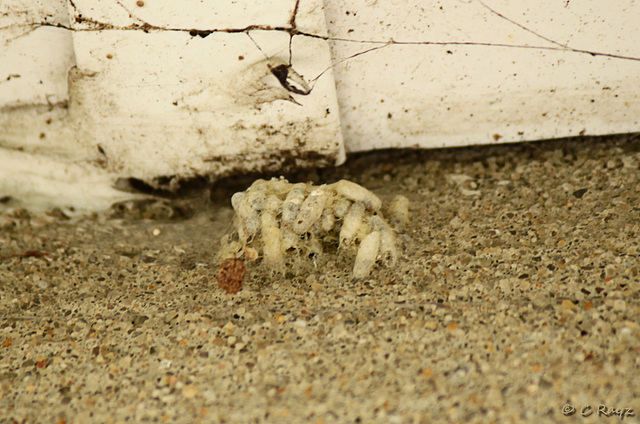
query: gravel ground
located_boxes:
[1,134,639,423]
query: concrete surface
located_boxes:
[1,133,639,423]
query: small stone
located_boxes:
[621,156,637,169]
[613,299,626,312]
[202,390,217,402]
[604,265,618,279]
[244,246,258,261]
[572,188,588,199]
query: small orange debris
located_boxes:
[584,301,593,309]
[420,368,433,378]
[2,338,12,348]
[446,322,459,331]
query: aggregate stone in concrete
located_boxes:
[1,134,639,423]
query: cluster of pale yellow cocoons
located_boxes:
[220,177,409,279]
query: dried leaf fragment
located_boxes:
[217,258,246,294]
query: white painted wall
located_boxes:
[1,0,639,213]
[324,0,640,151]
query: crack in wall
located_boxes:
[3,0,639,140]
[2,0,639,114]
[4,0,640,74]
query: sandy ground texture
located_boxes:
[1,134,640,423]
